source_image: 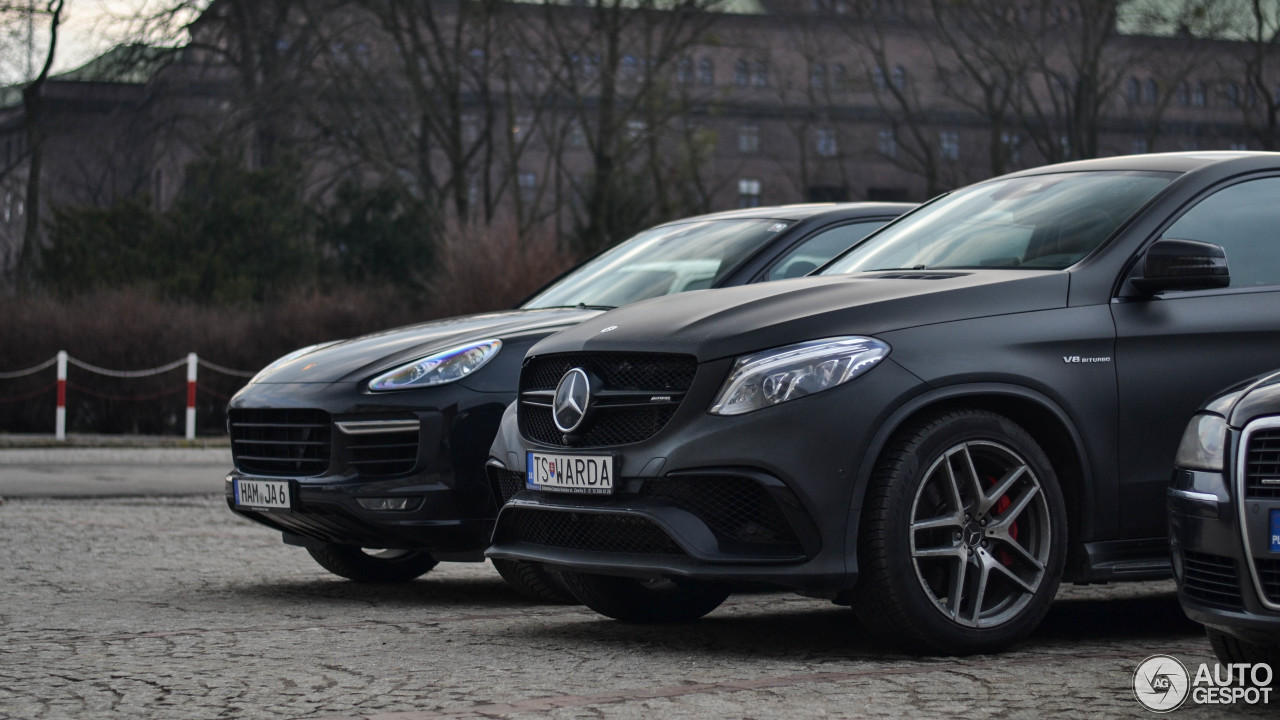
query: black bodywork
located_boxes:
[486,152,1280,596]
[1170,369,1280,648]
[224,203,912,558]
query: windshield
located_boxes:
[822,171,1174,274]
[522,218,791,309]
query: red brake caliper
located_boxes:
[990,477,1017,566]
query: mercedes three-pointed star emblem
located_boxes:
[553,368,591,433]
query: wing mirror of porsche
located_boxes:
[1132,238,1230,295]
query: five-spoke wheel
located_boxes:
[855,409,1067,655]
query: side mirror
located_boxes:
[1131,238,1229,295]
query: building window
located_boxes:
[1132,138,1149,154]
[1193,82,1207,107]
[753,60,769,87]
[739,123,759,154]
[1227,83,1241,108]
[1176,82,1190,106]
[891,64,907,90]
[738,178,761,208]
[815,128,838,157]
[832,63,848,90]
[734,59,749,87]
[1001,132,1021,164]
[877,128,896,158]
[676,57,692,85]
[809,62,826,90]
[939,131,960,160]
[622,55,639,81]
[1143,79,1158,105]
[518,172,537,200]
[698,58,714,86]
[1127,77,1141,104]
[568,121,586,148]
[626,119,647,139]
[1230,141,1249,150]
[873,65,888,91]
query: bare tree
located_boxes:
[528,0,727,253]
[1226,0,1280,149]
[9,0,64,284]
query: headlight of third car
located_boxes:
[709,336,890,416]
[1174,412,1228,472]
[368,338,502,391]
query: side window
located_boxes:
[1162,177,1280,289]
[768,220,888,281]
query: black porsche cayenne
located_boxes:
[487,152,1280,653]
[224,202,910,598]
[1170,368,1280,670]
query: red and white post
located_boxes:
[186,353,197,440]
[55,350,67,441]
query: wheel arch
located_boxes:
[846,383,1094,578]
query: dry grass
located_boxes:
[426,218,576,318]
[0,222,580,434]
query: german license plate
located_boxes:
[527,451,614,494]
[1271,509,1279,553]
[234,479,291,511]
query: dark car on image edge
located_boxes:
[486,151,1280,653]
[223,202,912,599]
[1170,368,1280,672]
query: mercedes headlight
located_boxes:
[709,336,890,416]
[368,338,502,391]
[1174,412,1228,472]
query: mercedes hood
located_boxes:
[527,270,1070,362]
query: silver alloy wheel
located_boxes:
[908,440,1052,628]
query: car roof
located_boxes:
[656,201,917,226]
[999,151,1280,179]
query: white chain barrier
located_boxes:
[0,351,255,440]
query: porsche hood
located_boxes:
[251,307,602,384]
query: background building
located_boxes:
[1,0,1277,280]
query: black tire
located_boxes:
[1207,629,1280,683]
[492,558,576,604]
[559,572,730,623]
[305,543,438,582]
[853,408,1068,655]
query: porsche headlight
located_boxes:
[249,341,340,384]
[709,336,890,416]
[368,338,502,391]
[1174,412,1228,472]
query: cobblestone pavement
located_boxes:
[0,495,1271,720]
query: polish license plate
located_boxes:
[1271,510,1279,553]
[234,479,292,511]
[527,451,614,494]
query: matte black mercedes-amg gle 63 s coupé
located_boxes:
[487,152,1280,649]
[1170,368,1280,671]
[224,202,911,599]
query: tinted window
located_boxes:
[768,220,889,280]
[1161,177,1280,289]
[823,171,1173,274]
[523,218,791,309]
